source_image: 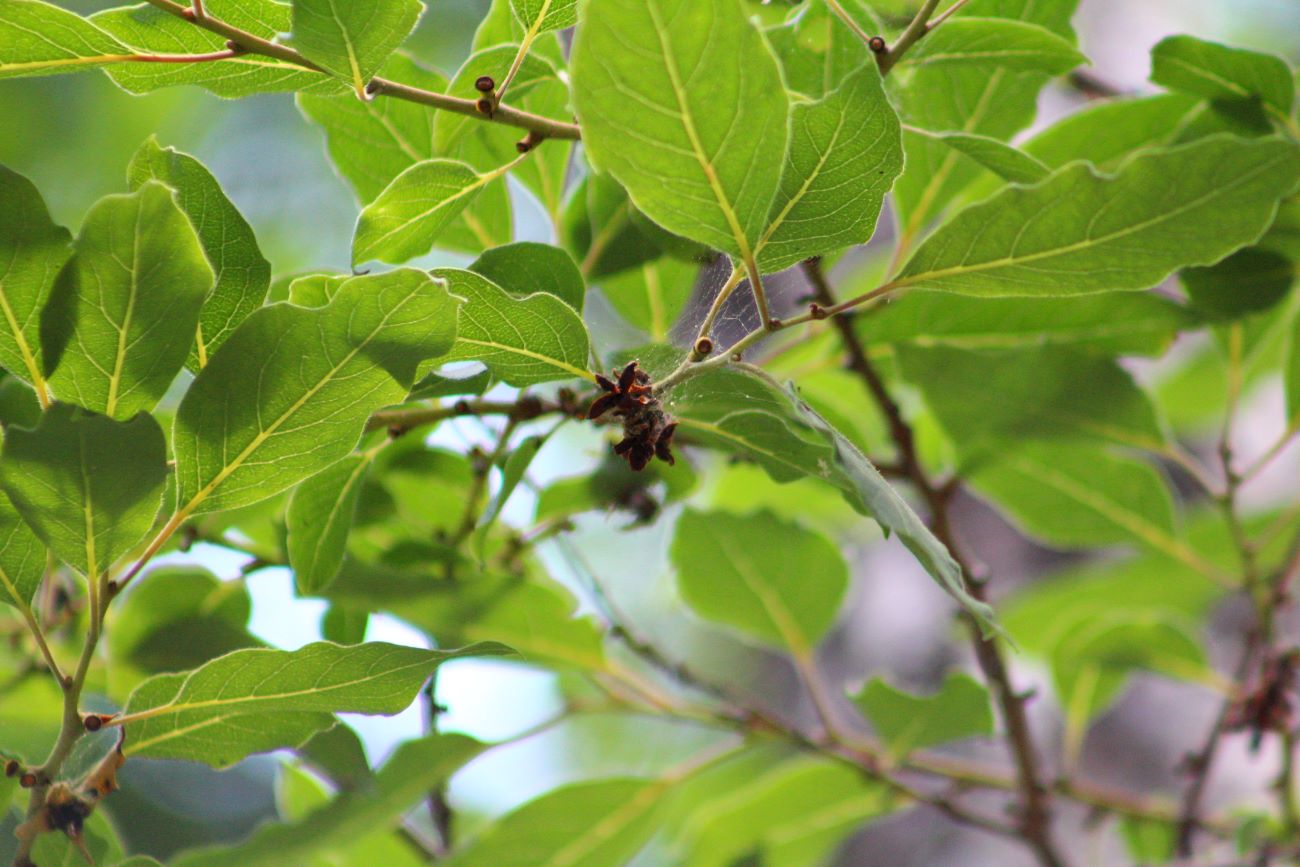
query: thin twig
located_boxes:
[879,0,944,75]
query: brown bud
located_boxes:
[515,131,543,153]
[693,336,714,357]
[84,714,112,732]
[869,36,887,53]
[474,75,496,93]
[808,303,828,320]
[476,98,494,116]
[19,772,36,788]
[453,399,472,416]
[5,759,18,777]
[387,425,404,439]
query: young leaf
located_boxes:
[44,182,213,419]
[121,641,510,766]
[172,734,485,867]
[470,242,586,313]
[572,0,790,259]
[0,404,166,577]
[287,452,378,595]
[429,268,592,386]
[1151,35,1295,117]
[127,138,271,372]
[353,159,501,266]
[510,0,577,33]
[291,0,424,96]
[756,67,904,272]
[0,165,71,401]
[906,129,1050,185]
[852,673,993,757]
[173,269,458,516]
[671,509,847,652]
[0,491,44,611]
[0,0,128,80]
[902,18,1086,74]
[895,136,1300,297]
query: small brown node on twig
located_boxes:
[83,714,113,733]
[224,40,245,54]
[869,36,887,53]
[453,399,472,416]
[693,336,714,357]
[19,772,37,788]
[516,131,544,153]
[475,75,496,93]
[476,98,495,117]
[808,303,828,320]
[105,580,120,598]
[5,759,19,777]
[387,425,404,439]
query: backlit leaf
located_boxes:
[287,452,378,595]
[471,242,586,313]
[291,0,423,96]
[852,673,993,756]
[902,18,1086,74]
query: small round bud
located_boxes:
[387,425,403,439]
[453,399,472,416]
[5,760,19,777]
[20,772,37,788]
[515,140,532,154]
[693,336,714,357]
[105,580,119,597]
[474,75,495,93]
[868,36,887,53]
[808,303,828,320]
[84,714,109,732]
[476,98,494,116]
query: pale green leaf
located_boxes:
[756,67,903,272]
[127,138,270,372]
[904,18,1085,73]
[352,159,498,266]
[1022,93,1201,171]
[852,673,993,756]
[572,0,790,258]
[1151,34,1295,116]
[0,0,128,80]
[321,605,369,645]
[122,640,509,766]
[0,490,44,611]
[45,182,212,419]
[0,403,166,576]
[895,136,1300,297]
[0,165,71,398]
[173,269,458,516]
[510,0,577,33]
[173,734,484,866]
[286,273,347,308]
[291,0,423,95]
[672,509,846,652]
[287,452,378,595]
[474,435,544,559]
[430,268,592,386]
[598,256,699,341]
[907,128,1050,185]
[765,0,879,100]
[471,242,586,313]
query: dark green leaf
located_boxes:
[598,256,699,341]
[852,673,993,756]
[287,451,378,594]
[471,242,586,313]
[1151,35,1294,116]
[907,129,1050,185]
[1181,248,1295,322]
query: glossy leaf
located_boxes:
[429,268,591,386]
[470,242,585,313]
[671,508,847,651]
[572,0,790,258]
[474,435,544,559]
[852,673,993,756]
[173,269,458,516]
[903,18,1086,74]
[287,452,378,595]
[895,136,1300,297]
[0,404,166,576]
[44,182,212,419]
[127,137,270,371]
[291,0,423,96]
[1151,35,1294,116]
[122,641,509,766]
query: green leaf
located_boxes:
[1151,35,1295,117]
[671,509,847,652]
[1021,93,1200,171]
[470,242,586,313]
[321,605,369,645]
[0,404,166,576]
[173,269,458,517]
[127,138,270,372]
[572,0,790,258]
[173,734,484,867]
[122,641,509,766]
[291,0,424,96]
[511,0,577,33]
[1121,816,1178,865]
[967,443,1180,551]
[474,435,545,559]
[286,273,348,308]
[430,268,592,386]
[563,172,707,280]
[287,452,378,595]
[352,159,503,266]
[851,673,993,757]
[432,43,558,157]
[0,0,128,80]
[756,67,903,272]
[906,128,1050,185]
[765,0,878,100]
[0,165,70,399]
[1288,310,1300,425]
[902,18,1086,74]
[895,136,1300,297]
[44,182,212,419]
[0,490,44,611]
[1181,247,1295,322]
[597,256,699,341]
[856,290,1192,356]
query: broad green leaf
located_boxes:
[0,404,166,576]
[128,138,270,371]
[852,673,993,757]
[1022,93,1201,171]
[967,443,1179,550]
[897,345,1166,453]
[765,0,878,100]
[431,44,557,157]
[173,269,458,516]
[287,452,378,595]
[671,509,847,652]
[471,242,586,313]
[429,268,592,386]
[0,490,44,611]
[446,779,667,867]
[291,0,423,96]
[90,2,342,98]
[563,172,707,280]
[856,290,1192,356]
[0,165,70,399]
[894,136,1300,297]
[1181,247,1294,322]
[173,734,484,867]
[1151,35,1294,117]
[572,0,790,259]
[902,18,1086,74]
[907,129,1050,185]
[598,256,699,341]
[353,159,503,265]
[756,67,903,272]
[0,0,128,80]
[286,273,347,308]
[44,182,212,418]
[511,0,577,33]
[121,640,509,766]
[474,435,545,559]
[321,604,369,644]
[407,367,493,401]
